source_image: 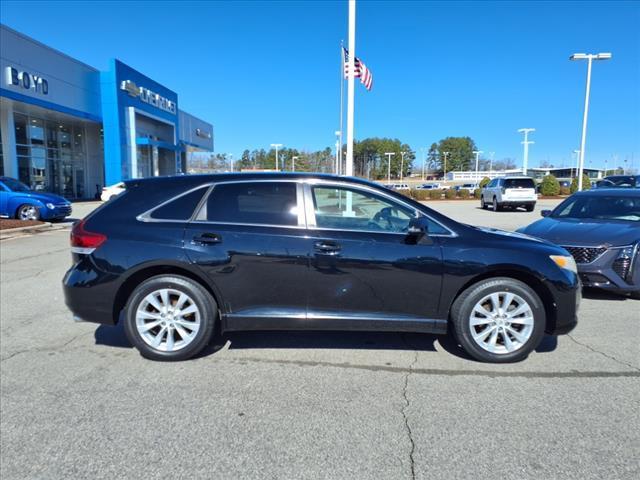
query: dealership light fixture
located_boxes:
[518,128,535,175]
[570,52,612,191]
[270,143,283,171]
[384,152,395,184]
[473,150,483,182]
[291,156,298,171]
[400,151,408,182]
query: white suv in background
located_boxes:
[481,176,537,212]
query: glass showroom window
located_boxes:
[13,112,87,198]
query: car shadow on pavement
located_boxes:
[94,323,558,362]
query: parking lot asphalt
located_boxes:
[1,199,639,480]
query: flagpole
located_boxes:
[338,41,344,175]
[345,0,355,177]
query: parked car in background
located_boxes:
[101,182,126,201]
[518,189,640,298]
[416,182,441,190]
[481,176,537,212]
[391,183,410,191]
[595,175,640,189]
[64,173,580,364]
[454,183,479,194]
[0,176,72,221]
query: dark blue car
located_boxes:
[0,176,72,221]
[519,189,640,298]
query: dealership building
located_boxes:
[0,24,213,199]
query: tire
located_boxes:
[480,196,486,209]
[16,204,40,221]
[109,194,117,201]
[450,277,546,363]
[525,204,535,212]
[123,275,217,361]
[492,197,500,212]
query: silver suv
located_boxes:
[481,176,537,212]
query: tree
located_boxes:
[433,137,477,174]
[540,175,560,196]
[479,176,491,188]
[237,149,252,170]
[353,138,414,180]
[570,174,591,193]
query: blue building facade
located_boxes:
[0,24,213,199]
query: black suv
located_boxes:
[63,173,580,363]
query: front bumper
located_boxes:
[575,246,639,295]
[546,272,580,335]
[41,204,72,220]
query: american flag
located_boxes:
[343,47,373,91]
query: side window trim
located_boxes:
[192,179,306,229]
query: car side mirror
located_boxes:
[541,210,552,217]
[406,216,429,244]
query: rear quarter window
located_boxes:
[149,187,208,220]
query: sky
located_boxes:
[1,0,639,170]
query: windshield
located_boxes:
[552,195,640,222]
[1,177,31,192]
[504,178,535,189]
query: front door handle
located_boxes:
[192,233,222,245]
[314,240,341,255]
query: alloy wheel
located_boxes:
[468,291,534,354]
[135,288,201,352]
[19,206,39,221]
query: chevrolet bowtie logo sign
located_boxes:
[120,80,177,115]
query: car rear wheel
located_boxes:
[124,275,216,361]
[492,197,500,212]
[526,204,535,212]
[450,277,546,363]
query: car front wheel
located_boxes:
[480,196,486,209]
[124,275,216,361]
[450,277,546,363]
[16,204,40,221]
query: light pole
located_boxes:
[291,156,298,171]
[420,147,428,180]
[384,152,395,184]
[518,128,535,175]
[441,151,450,181]
[489,152,495,176]
[229,154,234,172]
[473,150,483,183]
[570,52,612,191]
[400,151,407,182]
[572,149,580,177]
[270,143,282,171]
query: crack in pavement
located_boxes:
[400,346,418,480]
[220,356,640,378]
[0,331,94,363]
[0,247,69,265]
[567,333,640,372]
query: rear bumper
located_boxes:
[62,255,120,325]
[500,199,536,205]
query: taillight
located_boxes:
[70,220,106,254]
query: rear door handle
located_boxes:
[314,240,341,255]
[192,233,222,245]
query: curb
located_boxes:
[0,222,60,240]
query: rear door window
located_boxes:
[150,186,208,220]
[202,182,299,226]
[504,178,535,189]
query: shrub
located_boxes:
[459,189,470,199]
[479,177,491,188]
[444,188,457,199]
[410,188,429,201]
[570,174,591,193]
[473,188,482,199]
[559,186,570,196]
[540,175,561,196]
[429,189,442,200]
